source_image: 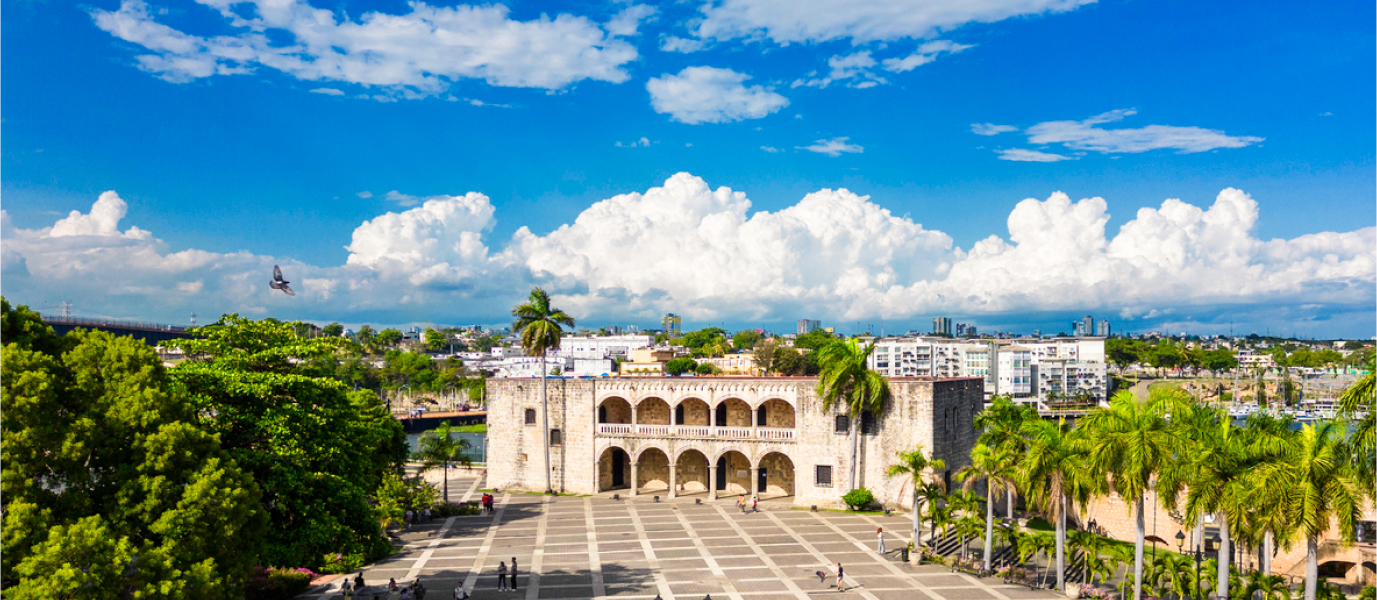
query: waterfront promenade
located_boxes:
[299,470,1060,600]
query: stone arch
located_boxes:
[714,397,752,427]
[598,446,631,491]
[673,397,711,426]
[757,451,795,498]
[674,448,711,495]
[635,447,671,492]
[751,395,796,409]
[635,396,670,425]
[756,398,796,428]
[713,449,752,495]
[1319,560,1355,579]
[598,396,631,424]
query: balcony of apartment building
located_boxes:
[595,395,797,441]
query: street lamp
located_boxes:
[1175,530,1220,600]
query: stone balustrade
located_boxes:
[596,423,795,441]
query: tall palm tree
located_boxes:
[1337,364,1375,497]
[918,480,949,548]
[1082,389,1175,600]
[816,339,889,491]
[1019,417,1097,591]
[1017,531,1055,586]
[511,286,576,494]
[415,420,473,502]
[886,446,946,548]
[975,396,1037,518]
[1260,422,1361,600]
[958,443,1017,571]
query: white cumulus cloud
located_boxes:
[880,40,973,72]
[693,0,1094,44]
[647,67,789,124]
[1,177,1370,333]
[798,137,864,156]
[1025,109,1264,154]
[972,123,1018,136]
[997,148,1075,162]
[90,0,640,95]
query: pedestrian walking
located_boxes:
[738,495,746,514]
[341,578,354,598]
[400,587,412,600]
[510,558,519,592]
[497,562,508,591]
[404,510,413,528]
[354,572,366,591]
[877,528,886,555]
[415,579,428,599]
[454,584,465,600]
[752,496,759,513]
[836,563,846,592]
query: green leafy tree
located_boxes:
[974,396,1036,519]
[356,324,378,353]
[958,443,1017,571]
[773,346,808,375]
[414,421,473,502]
[1106,338,1142,376]
[885,446,946,547]
[752,338,780,375]
[665,357,697,376]
[1261,422,1361,600]
[1338,363,1375,496]
[793,328,835,350]
[170,315,407,568]
[424,328,450,353]
[376,328,404,348]
[732,330,763,351]
[1019,417,1097,590]
[511,286,576,495]
[816,339,889,491]
[2,302,266,596]
[322,322,345,337]
[694,361,715,375]
[1081,389,1175,600]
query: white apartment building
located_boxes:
[869,336,1107,405]
[555,334,654,360]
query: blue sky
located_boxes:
[2,0,1373,338]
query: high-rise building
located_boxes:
[1096,320,1111,337]
[797,319,821,335]
[955,323,967,337]
[1080,315,1095,338]
[661,313,681,334]
[932,317,953,336]
[625,324,639,334]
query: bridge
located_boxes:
[43,316,192,345]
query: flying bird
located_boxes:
[270,265,295,296]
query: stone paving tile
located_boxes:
[668,582,725,596]
[933,588,999,600]
[735,579,792,593]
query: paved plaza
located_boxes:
[303,471,1061,600]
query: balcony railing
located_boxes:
[596,423,795,441]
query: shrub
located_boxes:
[842,488,875,511]
[245,566,313,600]
[1359,585,1375,600]
[318,553,364,575]
[433,501,482,517]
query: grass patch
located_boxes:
[1026,517,1054,531]
[451,423,486,434]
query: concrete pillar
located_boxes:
[631,402,638,425]
[750,467,760,498]
[750,406,757,429]
[668,465,678,498]
[630,461,639,496]
[709,465,718,500]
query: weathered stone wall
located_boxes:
[636,397,670,424]
[486,376,984,507]
[600,397,631,423]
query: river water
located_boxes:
[405,431,488,464]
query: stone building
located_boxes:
[485,376,983,508]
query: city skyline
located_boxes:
[2,0,1373,339]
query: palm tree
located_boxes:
[414,420,473,502]
[1019,417,1097,591]
[1337,364,1375,497]
[1081,389,1175,600]
[511,286,576,494]
[1260,422,1361,600]
[815,339,889,491]
[1017,531,1055,587]
[887,446,946,548]
[918,480,949,548]
[958,443,1017,571]
[975,396,1037,519]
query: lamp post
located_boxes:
[1176,530,1220,600]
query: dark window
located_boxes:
[861,412,877,435]
[598,405,607,423]
[675,404,685,425]
[815,465,833,487]
[525,408,537,425]
[834,415,849,434]
[757,405,767,426]
[715,403,727,427]
[549,429,562,446]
